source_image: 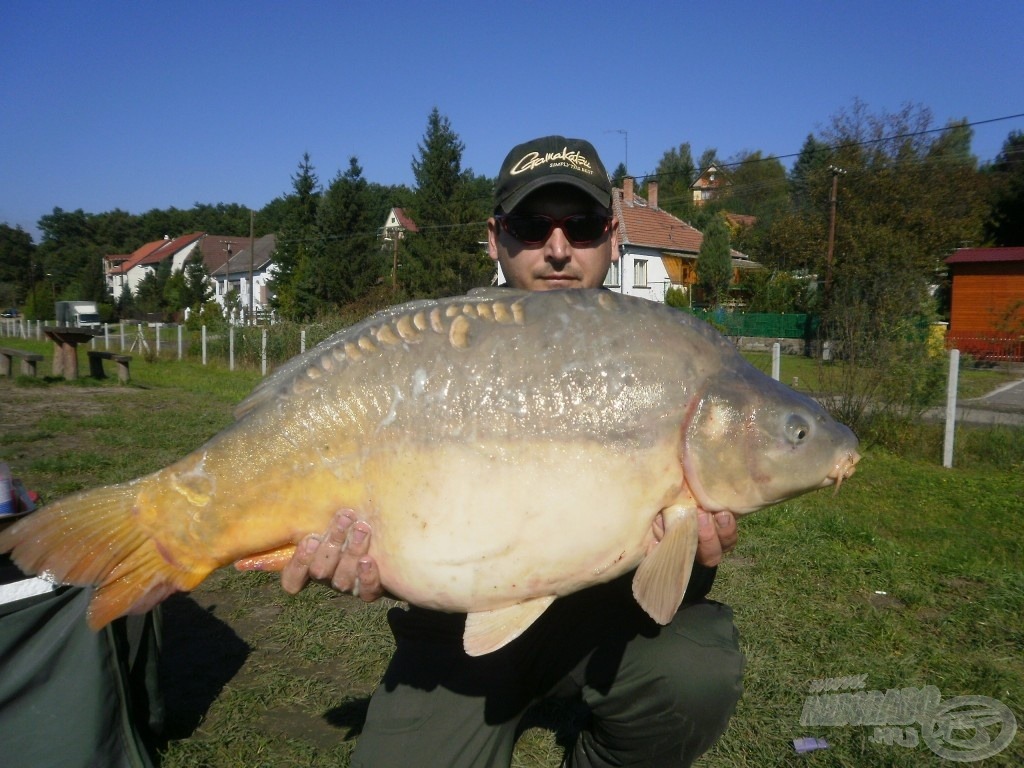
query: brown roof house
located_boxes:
[104,233,206,302]
[209,234,278,319]
[945,247,1024,361]
[612,178,759,306]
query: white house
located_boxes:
[611,179,759,305]
[210,234,278,319]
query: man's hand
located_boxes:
[695,511,737,568]
[280,510,384,601]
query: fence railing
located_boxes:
[946,333,1024,363]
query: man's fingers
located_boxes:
[714,511,738,553]
[308,511,356,580]
[353,558,383,602]
[280,535,320,594]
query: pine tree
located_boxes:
[270,153,321,319]
[403,109,492,299]
[697,214,732,309]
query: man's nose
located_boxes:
[544,225,571,261]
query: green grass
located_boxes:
[1,341,1022,766]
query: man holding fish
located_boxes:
[282,135,746,767]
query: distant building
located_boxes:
[210,234,278,318]
[945,247,1024,361]
[690,164,729,207]
[612,178,759,306]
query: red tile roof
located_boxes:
[613,188,704,254]
[394,208,419,232]
[136,232,205,266]
[945,247,1024,264]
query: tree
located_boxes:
[647,143,697,221]
[0,223,36,307]
[403,109,493,298]
[304,157,382,311]
[610,162,629,189]
[697,214,732,308]
[985,130,1024,246]
[270,153,321,319]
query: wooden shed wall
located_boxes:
[949,263,1024,335]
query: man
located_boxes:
[282,136,745,767]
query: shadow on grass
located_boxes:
[158,593,251,740]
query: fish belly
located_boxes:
[364,436,685,613]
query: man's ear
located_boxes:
[609,216,620,262]
[486,217,500,262]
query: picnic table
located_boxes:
[43,326,99,380]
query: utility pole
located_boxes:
[248,209,255,322]
[824,165,845,298]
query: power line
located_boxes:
[634,110,1024,182]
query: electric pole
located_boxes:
[824,165,845,298]
[248,209,255,321]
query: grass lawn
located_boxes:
[1,341,1021,766]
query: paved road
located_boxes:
[925,377,1024,426]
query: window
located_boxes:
[603,260,620,288]
[633,259,648,288]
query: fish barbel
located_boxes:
[0,289,859,655]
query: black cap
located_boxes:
[494,135,612,213]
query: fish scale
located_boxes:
[0,288,859,656]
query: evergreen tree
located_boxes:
[697,214,732,308]
[985,130,1024,246]
[0,223,36,307]
[403,108,492,299]
[647,143,697,220]
[270,153,321,318]
[308,157,382,309]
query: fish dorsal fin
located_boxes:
[632,505,700,624]
[463,595,556,656]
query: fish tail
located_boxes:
[0,482,208,629]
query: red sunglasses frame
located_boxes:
[496,213,611,246]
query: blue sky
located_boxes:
[3,1,1022,242]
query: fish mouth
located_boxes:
[828,450,860,494]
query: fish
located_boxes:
[0,288,859,656]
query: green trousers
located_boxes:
[0,584,163,768]
[352,571,744,767]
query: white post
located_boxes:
[229,326,235,371]
[943,349,960,469]
[120,322,126,352]
[772,342,781,382]
[202,325,207,366]
[261,328,268,376]
[177,325,183,360]
[104,324,110,350]
[300,329,306,354]
[156,323,162,357]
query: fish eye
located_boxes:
[785,414,811,445]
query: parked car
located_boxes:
[1,308,18,318]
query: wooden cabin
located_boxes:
[945,247,1024,361]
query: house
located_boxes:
[612,178,760,305]
[104,233,205,302]
[379,208,419,241]
[210,234,278,319]
[945,247,1024,361]
[378,208,419,288]
[690,164,729,207]
[104,233,259,305]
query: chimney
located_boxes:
[648,181,658,209]
[624,177,634,204]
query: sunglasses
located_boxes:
[497,213,610,246]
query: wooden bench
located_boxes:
[87,350,133,383]
[0,347,45,378]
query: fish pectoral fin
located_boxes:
[632,505,700,625]
[463,596,556,657]
[234,545,299,572]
